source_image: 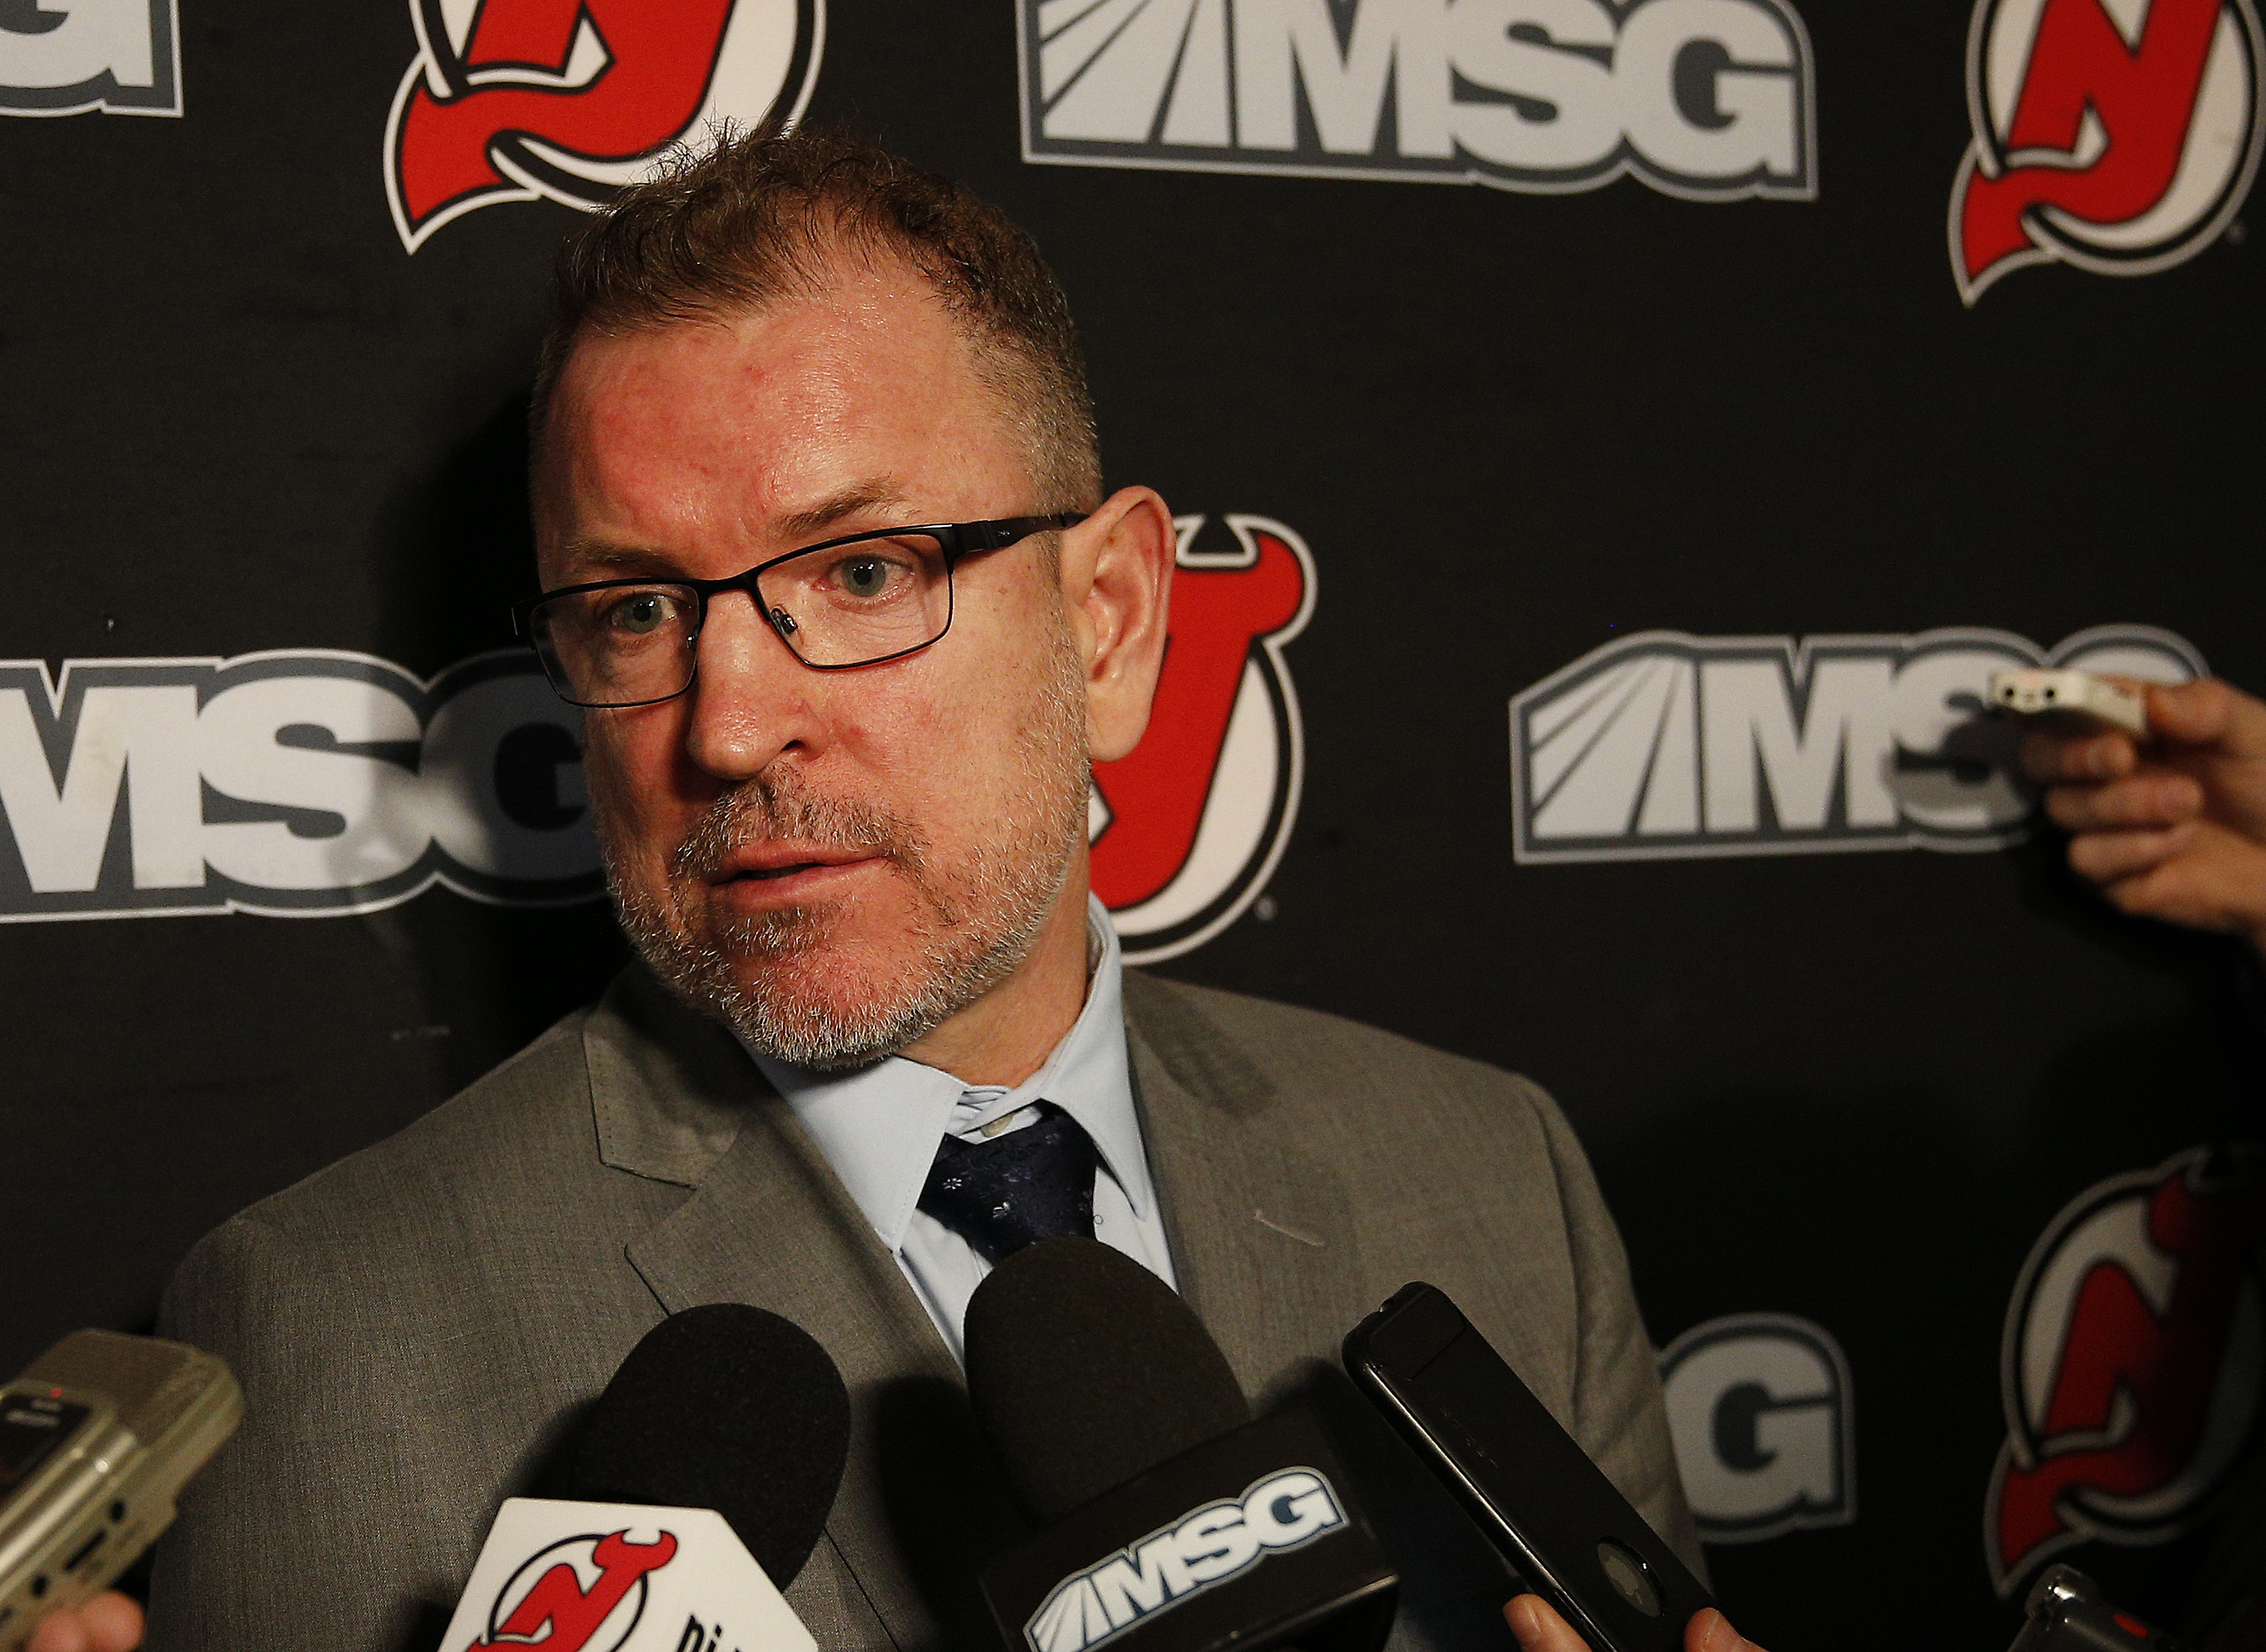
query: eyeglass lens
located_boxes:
[528,531,956,707]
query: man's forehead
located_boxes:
[573,315,933,424]
[566,251,961,385]
[555,309,916,452]
[532,253,1046,578]
[536,344,1037,583]
[549,476,923,573]
[549,269,990,473]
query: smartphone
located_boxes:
[1342,1284,1712,1652]
[1988,668,2148,737]
[0,1331,242,1650]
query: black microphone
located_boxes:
[439,1303,851,1651]
[568,1302,852,1593]
[966,1239,1396,1652]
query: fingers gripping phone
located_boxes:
[1343,1285,1712,1652]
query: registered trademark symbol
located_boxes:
[2227,220,2248,246]
[1254,896,1278,922]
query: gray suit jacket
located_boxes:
[148,966,1698,1652]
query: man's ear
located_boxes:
[1057,487,1175,764]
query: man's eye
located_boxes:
[835,557,896,599]
[603,592,678,635]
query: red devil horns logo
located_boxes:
[1983,1147,2266,1594]
[1948,0,2265,301]
[384,0,823,252]
[1092,515,1315,964]
[467,1528,677,1651]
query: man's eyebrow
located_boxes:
[555,539,678,576]
[550,483,916,581]
[772,481,913,542]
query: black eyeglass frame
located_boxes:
[510,513,1088,708]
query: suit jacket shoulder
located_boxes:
[1123,969,1567,1159]
[152,966,971,1652]
[1120,970,1701,1588]
[147,976,786,1652]
[160,991,711,1416]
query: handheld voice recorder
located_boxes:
[0,1330,242,1649]
[1344,1283,1712,1652]
[1988,668,2150,737]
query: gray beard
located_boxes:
[602,647,1090,1070]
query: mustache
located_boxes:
[668,771,931,883]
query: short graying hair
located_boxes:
[531,125,1102,510]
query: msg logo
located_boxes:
[0,649,600,922]
[1026,1469,1346,1652]
[1,0,180,116]
[1019,0,1816,201]
[1659,1313,1856,1544]
[1511,625,2204,863]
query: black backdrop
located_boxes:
[4,0,2262,1646]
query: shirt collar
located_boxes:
[745,895,1151,1256]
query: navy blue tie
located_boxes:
[917,1103,1097,1266]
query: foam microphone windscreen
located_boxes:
[566,1303,851,1590]
[964,1237,1250,1524]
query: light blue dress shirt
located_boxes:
[746,895,1178,1361]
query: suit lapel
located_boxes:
[629,1099,991,1649]
[1120,973,1364,1407]
[591,968,1004,1651]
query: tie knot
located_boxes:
[917,1103,1097,1266]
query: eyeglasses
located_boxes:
[512,514,1087,709]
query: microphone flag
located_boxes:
[441,1497,818,1652]
[981,1409,1396,1652]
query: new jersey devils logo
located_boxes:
[1983,1146,2265,1594]
[466,1529,677,1652]
[1094,514,1315,964]
[1948,0,2265,301]
[384,0,824,253]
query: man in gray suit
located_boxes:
[145,130,1727,1652]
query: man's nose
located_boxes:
[682,591,823,778]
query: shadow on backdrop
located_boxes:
[373,387,628,1096]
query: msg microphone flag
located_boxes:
[968,1238,1396,1652]
[440,1498,818,1652]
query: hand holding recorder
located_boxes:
[22,1596,141,1652]
[2,1330,240,1652]
[2012,674,2266,955]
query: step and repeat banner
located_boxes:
[4,0,2262,1646]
